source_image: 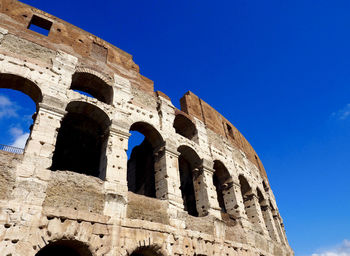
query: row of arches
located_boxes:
[0,73,285,242]
[35,240,162,256]
[0,72,198,150]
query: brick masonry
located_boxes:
[0,0,293,255]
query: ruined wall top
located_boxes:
[0,0,268,181]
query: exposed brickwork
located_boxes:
[0,1,293,255]
[180,91,268,180]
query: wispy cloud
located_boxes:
[311,239,350,256]
[332,104,350,120]
[9,127,29,149]
[0,94,18,119]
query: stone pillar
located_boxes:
[12,103,65,210]
[17,102,66,178]
[272,210,287,245]
[222,182,248,220]
[281,222,289,245]
[261,203,281,242]
[153,143,184,212]
[102,125,130,256]
[244,193,269,236]
[193,160,221,218]
[103,125,130,217]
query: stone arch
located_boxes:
[239,175,267,233]
[262,180,269,192]
[212,160,232,213]
[257,187,277,240]
[238,175,252,198]
[0,73,43,107]
[269,199,286,244]
[51,101,111,178]
[129,121,164,148]
[127,121,164,198]
[35,239,93,256]
[238,174,253,219]
[0,73,43,150]
[70,70,113,105]
[256,187,265,204]
[177,145,202,217]
[173,111,197,141]
[128,245,164,256]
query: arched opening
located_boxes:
[239,175,252,200]
[51,101,110,178]
[269,200,285,243]
[173,112,197,141]
[70,72,113,105]
[262,180,269,192]
[177,145,201,217]
[0,74,42,152]
[213,160,232,213]
[269,200,275,211]
[127,122,164,198]
[239,175,252,218]
[35,239,92,256]
[257,188,265,205]
[257,187,272,238]
[130,245,163,256]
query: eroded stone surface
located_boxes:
[0,0,293,255]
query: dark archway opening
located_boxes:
[130,245,163,256]
[35,240,92,256]
[239,175,256,223]
[70,72,113,105]
[257,188,265,204]
[239,175,252,200]
[173,112,197,141]
[262,180,269,192]
[51,101,110,178]
[127,122,164,198]
[213,160,232,213]
[177,145,201,217]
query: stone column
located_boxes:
[102,125,130,256]
[222,181,248,220]
[153,143,184,212]
[260,203,281,242]
[193,159,221,218]
[103,125,130,217]
[12,103,65,211]
[281,222,289,245]
[272,210,287,245]
[244,193,269,236]
[17,102,66,178]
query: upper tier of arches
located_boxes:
[0,0,267,181]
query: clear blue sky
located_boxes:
[1,1,349,255]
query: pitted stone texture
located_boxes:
[43,171,105,214]
[0,1,293,255]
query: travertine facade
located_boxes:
[0,1,293,255]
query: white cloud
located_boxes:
[332,104,350,120]
[9,127,29,149]
[0,95,12,106]
[0,94,18,118]
[9,127,23,137]
[311,239,350,256]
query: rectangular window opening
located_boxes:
[226,123,235,139]
[28,15,52,36]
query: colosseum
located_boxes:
[0,0,294,255]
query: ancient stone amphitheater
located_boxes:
[0,0,293,255]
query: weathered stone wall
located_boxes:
[0,0,293,255]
